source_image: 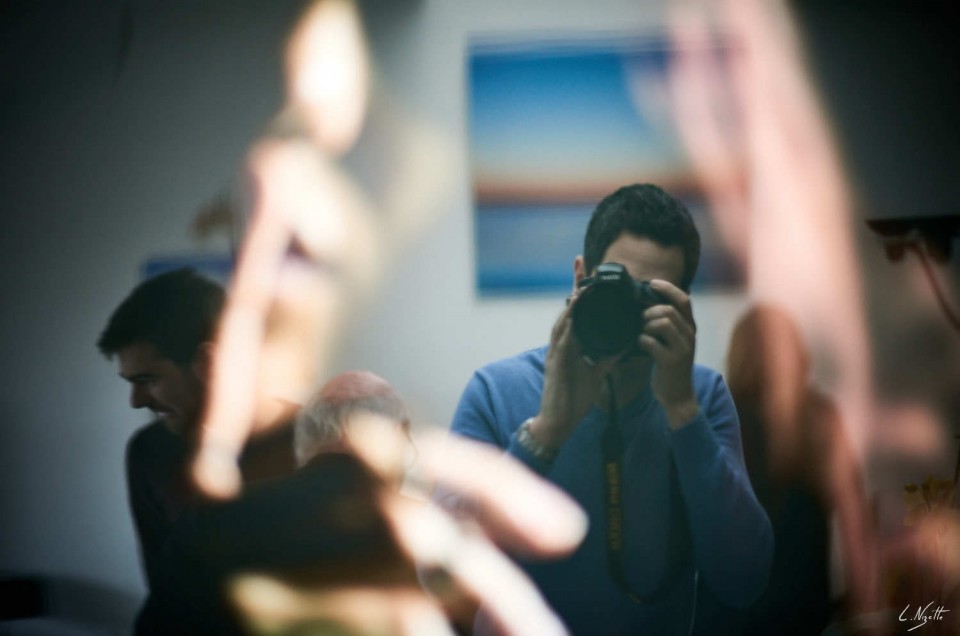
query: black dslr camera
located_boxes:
[571,263,667,364]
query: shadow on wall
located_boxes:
[0,573,139,635]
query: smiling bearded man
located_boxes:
[97,268,296,635]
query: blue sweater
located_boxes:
[451,346,773,635]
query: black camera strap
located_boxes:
[601,375,681,605]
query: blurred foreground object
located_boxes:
[259,421,588,636]
[150,414,586,634]
[178,1,586,634]
[192,0,378,500]
[671,0,960,631]
[192,0,449,500]
[728,305,879,633]
[668,0,873,456]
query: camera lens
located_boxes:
[572,283,642,360]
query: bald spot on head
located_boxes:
[317,370,395,407]
[294,370,409,467]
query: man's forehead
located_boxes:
[601,233,685,285]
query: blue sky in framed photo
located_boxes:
[468,35,744,295]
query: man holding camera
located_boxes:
[450,183,772,634]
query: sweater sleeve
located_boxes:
[669,372,773,608]
[450,369,553,476]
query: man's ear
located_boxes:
[573,255,588,292]
[192,342,216,382]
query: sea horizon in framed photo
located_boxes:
[467,33,744,296]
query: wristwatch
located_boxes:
[516,417,559,463]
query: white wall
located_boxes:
[0,1,745,631]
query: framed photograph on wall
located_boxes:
[467,34,743,296]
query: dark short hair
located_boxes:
[97,268,225,365]
[583,183,701,291]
